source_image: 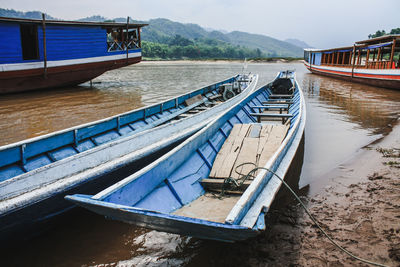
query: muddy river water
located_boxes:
[1,62,400,266]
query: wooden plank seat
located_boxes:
[269,94,293,98]
[250,105,289,114]
[203,123,289,194]
[263,99,293,103]
[193,106,208,110]
[200,178,252,194]
[249,112,293,123]
[208,94,222,101]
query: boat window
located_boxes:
[107,27,139,52]
[20,24,39,60]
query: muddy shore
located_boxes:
[249,121,400,266]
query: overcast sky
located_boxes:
[1,0,399,48]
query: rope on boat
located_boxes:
[219,162,389,267]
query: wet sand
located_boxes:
[251,121,400,266]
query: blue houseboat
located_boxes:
[0,16,147,94]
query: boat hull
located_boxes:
[304,61,400,89]
[0,74,258,241]
[0,56,141,94]
[66,195,258,242]
[66,71,306,242]
[0,138,182,242]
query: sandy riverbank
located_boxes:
[140,59,303,64]
[256,120,400,266]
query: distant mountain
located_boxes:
[0,8,55,20]
[77,15,107,22]
[141,18,303,57]
[0,8,304,57]
[284,38,312,49]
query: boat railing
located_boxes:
[363,61,396,69]
[322,61,397,70]
[321,63,350,68]
[107,39,140,52]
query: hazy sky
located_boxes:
[1,0,399,48]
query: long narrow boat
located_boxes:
[66,71,305,242]
[304,35,400,89]
[0,16,147,94]
[0,73,258,240]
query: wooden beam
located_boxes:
[377,48,382,69]
[138,27,142,48]
[390,38,396,69]
[200,178,252,193]
[42,13,47,79]
[351,45,356,77]
[366,49,370,68]
[126,16,129,63]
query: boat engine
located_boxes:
[219,82,242,100]
[270,78,294,95]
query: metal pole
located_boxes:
[126,16,129,64]
[42,13,47,79]
[351,45,356,78]
[389,38,396,69]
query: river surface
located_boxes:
[1,61,400,266]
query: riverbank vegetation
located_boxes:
[142,35,302,61]
[142,35,264,60]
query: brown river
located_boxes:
[1,61,400,266]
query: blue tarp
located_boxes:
[358,42,393,50]
[323,48,352,54]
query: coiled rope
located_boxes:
[220,162,389,267]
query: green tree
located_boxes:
[169,35,194,46]
[390,28,400,34]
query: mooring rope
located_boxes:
[220,162,389,267]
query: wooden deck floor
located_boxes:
[173,121,289,223]
[173,194,240,223]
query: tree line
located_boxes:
[368,28,400,39]
[142,34,264,60]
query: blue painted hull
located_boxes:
[0,141,177,242]
[0,74,258,241]
[68,195,257,242]
[0,17,147,93]
[66,71,306,242]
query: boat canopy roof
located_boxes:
[356,34,400,45]
[304,46,354,53]
[304,35,400,54]
[0,16,148,28]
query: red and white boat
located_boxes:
[304,35,400,89]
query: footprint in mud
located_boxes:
[342,210,364,224]
[354,220,376,236]
[303,254,328,267]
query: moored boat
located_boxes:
[0,16,147,94]
[66,70,306,242]
[304,35,400,89]
[0,73,258,240]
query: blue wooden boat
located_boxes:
[0,16,147,94]
[66,71,306,242]
[0,73,258,240]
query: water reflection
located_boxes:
[303,74,400,134]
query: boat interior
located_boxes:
[96,72,300,225]
[0,75,251,184]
